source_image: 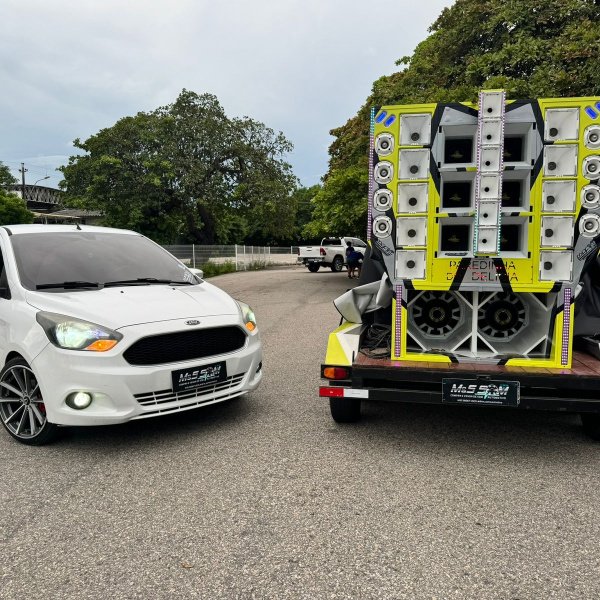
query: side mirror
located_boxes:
[189,267,204,281]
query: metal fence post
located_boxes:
[235,244,238,271]
[192,244,196,268]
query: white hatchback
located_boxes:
[0,225,263,445]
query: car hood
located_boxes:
[25,283,240,329]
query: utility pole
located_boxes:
[18,163,27,200]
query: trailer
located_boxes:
[320,91,600,439]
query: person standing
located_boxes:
[345,240,355,278]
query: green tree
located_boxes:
[0,162,17,188]
[313,0,600,235]
[60,90,297,244]
[0,190,33,225]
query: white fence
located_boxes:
[163,245,300,270]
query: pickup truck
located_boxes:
[298,237,367,273]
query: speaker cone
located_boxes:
[373,215,392,238]
[478,293,526,340]
[583,156,600,180]
[411,291,462,337]
[585,125,600,150]
[581,185,600,209]
[375,133,394,156]
[373,189,393,211]
[580,214,600,238]
[374,161,393,184]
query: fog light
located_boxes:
[66,391,93,410]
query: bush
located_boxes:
[199,260,236,278]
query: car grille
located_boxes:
[134,373,246,408]
[123,326,247,366]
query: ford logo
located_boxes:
[185,320,201,326]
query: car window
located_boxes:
[321,238,341,246]
[10,232,195,291]
[0,247,10,299]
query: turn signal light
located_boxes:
[323,367,350,380]
[245,322,256,332]
[85,339,119,352]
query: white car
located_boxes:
[0,225,263,445]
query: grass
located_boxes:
[195,258,271,278]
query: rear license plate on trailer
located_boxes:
[442,378,520,406]
[172,361,227,393]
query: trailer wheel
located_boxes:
[581,413,600,441]
[307,263,320,272]
[331,256,344,272]
[330,397,361,423]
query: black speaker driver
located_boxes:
[478,293,526,339]
[411,291,461,337]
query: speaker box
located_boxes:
[373,188,393,212]
[479,146,503,172]
[442,179,473,210]
[542,180,577,213]
[400,114,432,146]
[478,202,500,226]
[543,145,578,177]
[444,137,474,164]
[375,133,394,156]
[395,250,426,280]
[478,174,501,200]
[397,217,427,247]
[440,220,472,253]
[583,155,600,180]
[499,223,524,253]
[476,227,499,254]
[399,149,429,180]
[480,119,503,146]
[581,184,600,209]
[539,251,573,281]
[545,108,580,142]
[541,216,575,247]
[501,171,530,210]
[503,136,525,163]
[398,182,428,213]
[480,92,504,118]
[373,215,393,238]
[374,161,394,184]
[585,125,600,150]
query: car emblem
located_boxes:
[185,320,200,326]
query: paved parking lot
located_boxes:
[2,267,600,599]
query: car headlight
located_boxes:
[236,301,257,333]
[36,311,123,352]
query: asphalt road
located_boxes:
[2,267,600,600]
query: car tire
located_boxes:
[329,397,361,423]
[581,413,600,441]
[0,357,59,445]
[331,256,344,272]
[307,263,320,273]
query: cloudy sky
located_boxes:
[0,0,452,189]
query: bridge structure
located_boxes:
[5,184,63,211]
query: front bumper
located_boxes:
[33,318,263,426]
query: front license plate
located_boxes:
[442,378,520,407]
[172,361,227,393]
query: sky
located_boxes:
[0,0,453,190]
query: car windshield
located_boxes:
[11,231,197,291]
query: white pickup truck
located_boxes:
[297,237,367,273]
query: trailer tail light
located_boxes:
[323,366,350,380]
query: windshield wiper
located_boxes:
[36,281,100,290]
[103,278,194,287]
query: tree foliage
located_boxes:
[0,190,33,225]
[60,90,298,244]
[0,162,17,187]
[315,0,600,236]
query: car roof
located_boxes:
[2,224,140,236]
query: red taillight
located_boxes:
[320,247,326,256]
[319,386,344,397]
[323,367,350,380]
